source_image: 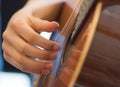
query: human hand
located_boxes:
[2,9,61,74]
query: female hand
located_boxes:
[2,9,61,74]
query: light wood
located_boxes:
[68,2,103,87]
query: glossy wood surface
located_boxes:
[77,3,120,87]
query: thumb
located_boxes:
[29,17,60,33]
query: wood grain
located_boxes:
[77,3,120,87]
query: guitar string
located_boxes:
[61,0,95,39]
[37,0,84,87]
[57,0,83,43]
[57,0,96,85]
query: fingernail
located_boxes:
[53,44,61,51]
[55,22,60,27]
[46,63,54,69]
[52,21,60,27]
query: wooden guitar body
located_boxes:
[33,0,120,87]
[78,3,120,87]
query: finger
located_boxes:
[66,49,81,70]
[29,17,59,32]
[4,52,51,74]
[3,30,57,60]
[3,52,22,70]
[2,40,54,74]
[10,21,61,51]
[59,67,73,85]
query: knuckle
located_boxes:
[2,32,5,39]
[3,53,12,65]
[3,53,8,61]
[2,31,8,40]
[10,18,22,28]
[2,42,5,50]
[19,44,28,53]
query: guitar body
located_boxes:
[77,3,120,87]
[34,1,120,87]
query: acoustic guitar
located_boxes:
[33,0,120,87]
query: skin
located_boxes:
[2,0,64,74]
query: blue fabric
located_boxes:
[0,0,4,71]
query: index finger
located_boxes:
[14,21,61,51]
